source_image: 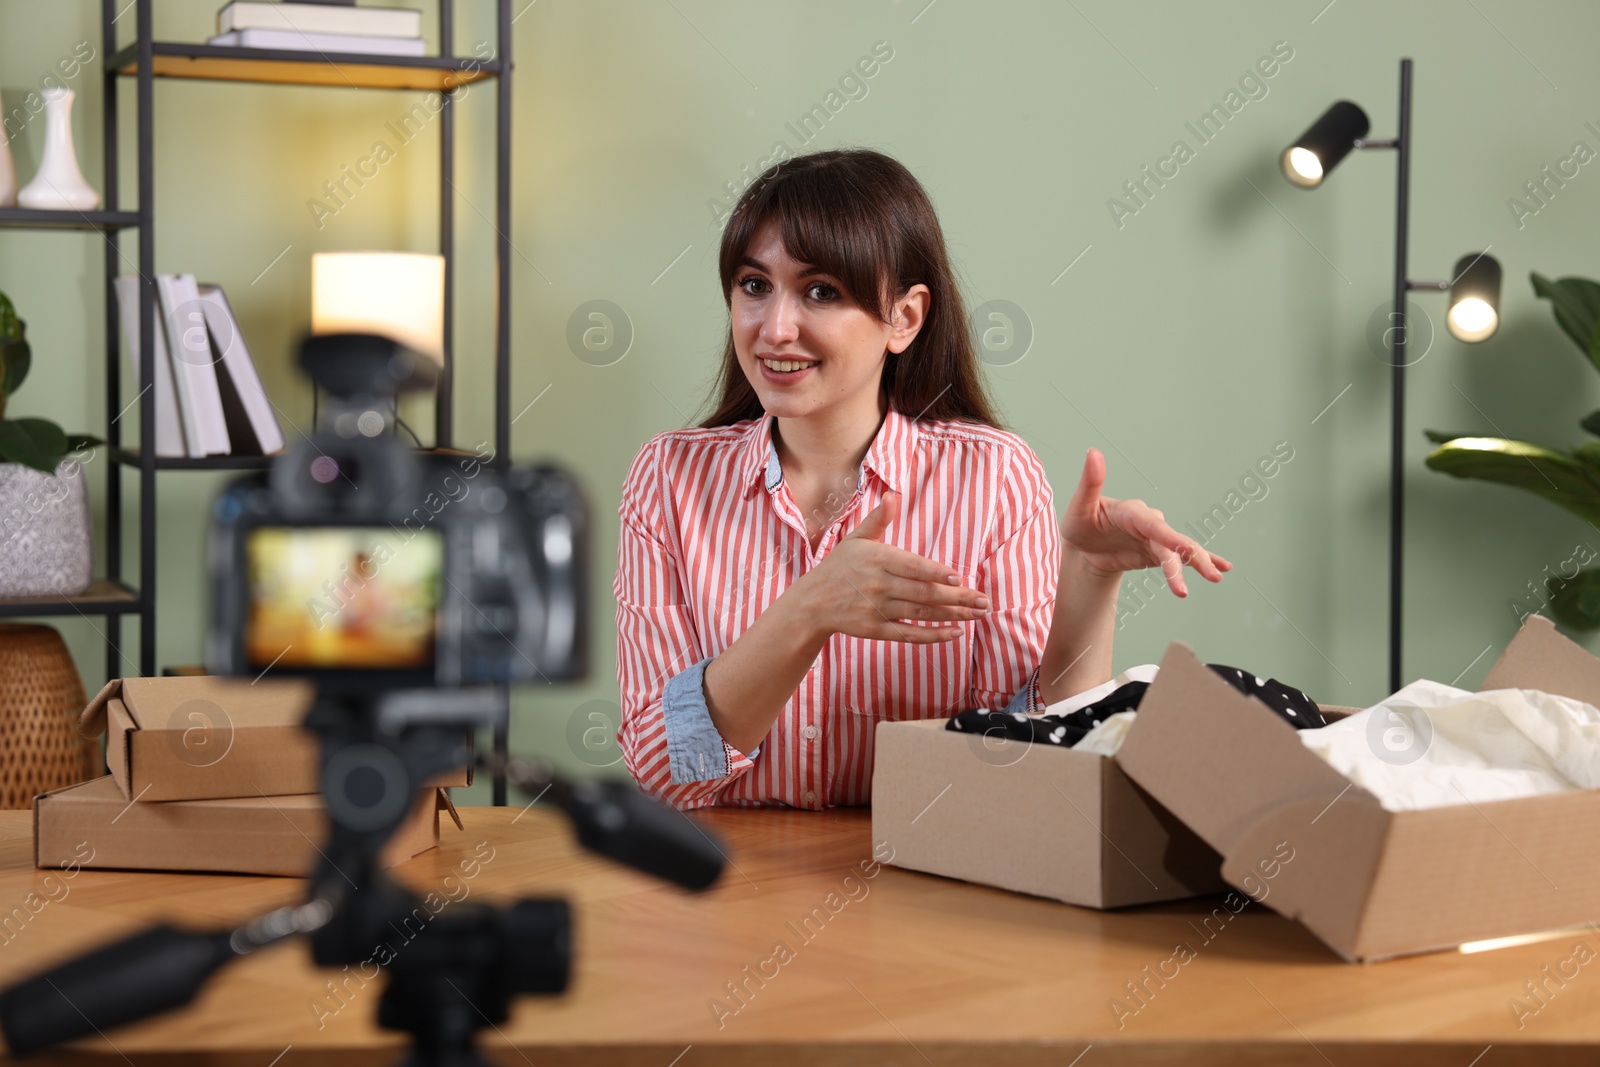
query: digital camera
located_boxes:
[204,333,588,693]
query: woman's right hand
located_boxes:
[798,490,991,644]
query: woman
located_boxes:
[615,149,1228,810]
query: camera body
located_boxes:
[204,334,588,694]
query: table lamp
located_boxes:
[311,251,445,367]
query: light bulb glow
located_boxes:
[1284,146,1324,186]
[312,252,446,366]
[1448,296,1498,343]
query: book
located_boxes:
[207,28,426,56]
[197,283,284,455]
[113,276,188,458]
[217,2,422,39]
[156,274,231,457]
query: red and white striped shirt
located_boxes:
[614,403,1058,810]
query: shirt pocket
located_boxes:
[836,629,972,723]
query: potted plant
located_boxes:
[1425,272,1600,629]
[0,288,100,597]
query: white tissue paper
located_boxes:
[1036,664,1159,757]
[1299,679,1600,811]
[1041,664,1160,716]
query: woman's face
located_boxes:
[729,219,927,422]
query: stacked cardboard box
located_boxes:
[34,675,466,877]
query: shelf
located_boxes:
[116,447,484,471]
[0,580,141,619]
[0,208,140,231]
[117,448,279,471]
[112,43,501,91]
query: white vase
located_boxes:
[17,87,98,212]
[0,460,93,597]
[0,91,16,209]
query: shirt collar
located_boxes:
[741,404,918,496]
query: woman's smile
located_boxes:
[757,354,819,384]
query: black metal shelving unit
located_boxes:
[0,0,515,800]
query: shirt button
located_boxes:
[802,725,819,740]
[803,790,817,805]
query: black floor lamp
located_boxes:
[1279,58,1503,696]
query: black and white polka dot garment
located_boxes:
[945,663,1326,748]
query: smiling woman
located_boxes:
[614,150,1229,811]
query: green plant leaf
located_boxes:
[1548,567,1600,630]
[64,433,102,454]
[0,292,19,342]
[1584,410,1600,438]
[1576,441,1600,471]
[0,417,68,473]
[1531,272,1600,370]
[1423,429,1484,445]
[1424,436,1600,527]
[1,336,31,396]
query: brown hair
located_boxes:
[696,149,1002,429]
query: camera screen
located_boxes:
[244,527,441,670]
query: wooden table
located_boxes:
[0,806,1597,1065]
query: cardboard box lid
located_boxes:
[79,675,314,738]
[1115,640,1372,861]
[1117,615,1600,960]
[76,675,472,799]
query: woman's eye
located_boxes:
[807,283,840,302]
[737,275,769,296]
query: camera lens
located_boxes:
[270,435,414,520]
[309,456,341,484]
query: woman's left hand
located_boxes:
[1059,447,1231,597]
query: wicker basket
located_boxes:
[0,623,101,809]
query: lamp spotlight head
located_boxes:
[1281,101,1370,188]
[1447,253,1502,343]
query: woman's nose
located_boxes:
[759,293,801,345]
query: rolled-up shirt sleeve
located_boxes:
[614,438,758,809]
[963,444,1058,715]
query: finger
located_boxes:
[881,597,991,623]
[845,490,899,543]
[1064,447,1107,521]
[879,545,967,587]
[1170,536,1225,583]
[1124,510,1225,583]
[873,621,965,644]
[1153,540,1188,597]
[882,573,990,610]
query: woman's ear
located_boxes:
[886,284,931,355]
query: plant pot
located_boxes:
[0,460,92,597]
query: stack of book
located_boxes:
[208,1,425,57]
[115,274,285,459]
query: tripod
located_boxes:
[0,687,724,1065]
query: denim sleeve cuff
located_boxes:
[997,665,1042,717]
[662,655,757,783]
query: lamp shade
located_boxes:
[311,252,445,366]
[1446,252,1502,343]
[1281,101,1370,188]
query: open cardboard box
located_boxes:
[78,676,471,801]
[1116,614,1600,962]
[872,713,1225,909]
[35,776,458,877]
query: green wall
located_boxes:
[3,1,1597,801]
